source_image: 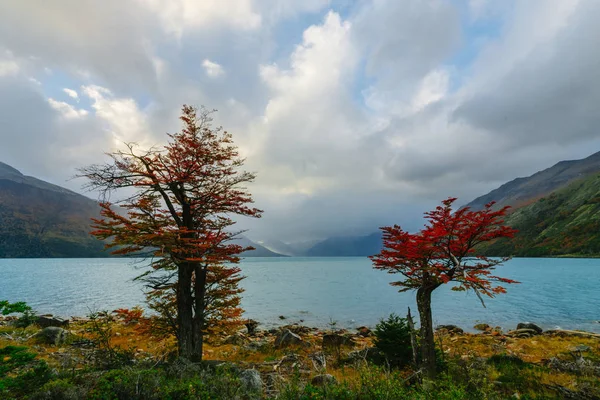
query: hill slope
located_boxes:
[0,162,281,258]
[0,162,108,257]
[480,173,600,257]
[466,151,600,210]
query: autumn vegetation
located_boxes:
[78,105,261,361]
[370,198,518,380]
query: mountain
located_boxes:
[0,162,283,258]
[0,162,108,257]
[478,172,600,257]
[465,151,600,211]
[305,232,382,257]
[255,238,321,256]
[235,236,286,257]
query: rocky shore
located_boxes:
[1,313,599,399]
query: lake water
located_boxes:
[0,257,598,333]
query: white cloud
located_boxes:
[138,0,261,37]
[47,98,88,119]
[202,59,224,78]
[63,88,79,100]
[0,60,18,76]
[81,84,151,148]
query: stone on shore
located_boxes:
[474,323,490,331]
[274,329,303,348]
[37,315,69,328]
[311,374,337,386]
[516,322,543,334]
[436,325,464,334]
[36,327,69,345]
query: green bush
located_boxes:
[30,378,88,400]
[0,346,53,398]
[0,300,38,328]
[373,314,413,368]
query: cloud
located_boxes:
[47,98,88,119]
[202,59,225,78]
[0,60,18,77]
[138,0,261,37]
[2,0,600,242]
[63,88,79,100]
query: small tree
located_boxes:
[79,105,262,361]
[370,198,517,380]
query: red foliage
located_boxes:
[79,105,261,359]
[370,198,519,301]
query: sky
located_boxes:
[1,0,600,243]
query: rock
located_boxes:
[436,325,464,334]
[357,326,373,337]
[278,315,287,320]
[516,323,542,334]
[37,327,69,345]
[274,329,303,348]
[544,329,600,339]
[281,324,312,335]
[239,369,262,393]
[322,334,353,350]
[224,332,247,346]
[245,319,259,336]
[311,374,337,386]
[506,329,538,338]
[37,315,69,328]
[474,323,490,331]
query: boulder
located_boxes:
[274,329,303,348]
[516,323,542,334]
[311,374,337,386]
[436,325,464,334]
[239,369,263,393]
[357,326,373,337]
[245,319,259,336]
[224,332,247,346]
[506,329,538,338]
[37,315,69,328]
[37,327,69,345]
[474,323,490,331]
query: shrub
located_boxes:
[373,314,413,368]
[0,346,53,398]
[85,311,135,369]
[0,300,38,328]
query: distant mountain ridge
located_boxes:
[465,151,600,210]
[305,232,382,257]
[0,162,108,257]
[0,162,281,258]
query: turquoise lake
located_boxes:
[0,257,598,332]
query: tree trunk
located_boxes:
[176,264,194,359]
[416,286,437,380]
[192,264,207,361]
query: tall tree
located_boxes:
[79,105,261,360]
[370,198,517,380]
